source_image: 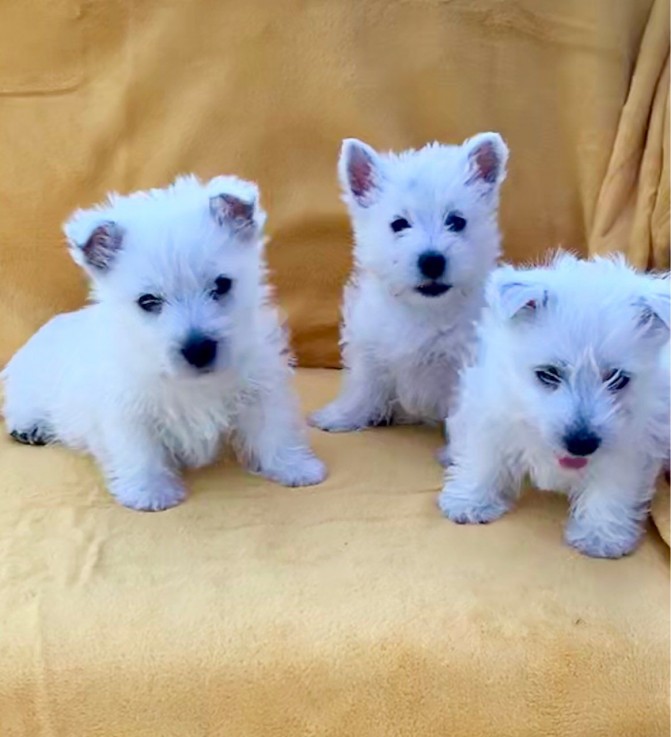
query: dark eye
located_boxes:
[445,212,467,232]
[211,276,233,299]
[137,294,163,313]
[604,369,630,392]
[535,366,562,388]
[390,217,411,233]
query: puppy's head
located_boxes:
[64,175,268,378]
[487,252,670,469]
[339,133,508,305]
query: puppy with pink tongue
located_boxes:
[438,252,669,558]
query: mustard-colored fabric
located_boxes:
[652,476,671,547]
[1,1,670,734]
[0,370,669,736]
[0,0,667,370]
[589,0,670,270]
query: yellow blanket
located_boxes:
[0,0,668,734]
[1,370,669,736]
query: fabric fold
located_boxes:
[589,0,670,270]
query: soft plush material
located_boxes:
[0,370,669,736]
[0,0,668,735]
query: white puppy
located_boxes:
[310,133,508,441]
[438,252,670,558]
[2,175,326,511]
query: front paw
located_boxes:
[564,518,642,559]
[111,473,187,512]
[438,486,509,525]
[259,449,328,487]
[308,404,367,433]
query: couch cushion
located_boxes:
[0,369,668,736]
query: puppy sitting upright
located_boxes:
[310,133,508,436]
[438,253,670,558]
[2,175,326,511]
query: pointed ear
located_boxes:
[64,210,124,273]
[488,267,549,320]
[338,138,384,207]
[463,132,509,192]
[637,276,670,343]
[209,189,263,238]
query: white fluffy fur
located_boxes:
[2,175,326,511]
[438,252,670,558]
[310,133,508,441]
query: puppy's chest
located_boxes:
[149,382,241,468]
[522,446,575,494]
[527,462,572,494]
[391,334,467,419]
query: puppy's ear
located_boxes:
[488,267,548,320]
[463,132,509,193]
[637,277,670,344]
[208,176,265,240]
[209,192,260,237]
[339,138,384,207]
[64,210,124,273]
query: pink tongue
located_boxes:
[559,456,588,470]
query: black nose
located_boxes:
[563,428,602,457]
[418,251,446,280]
[181,335,218,369]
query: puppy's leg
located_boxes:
[397,359,460,464]
[98,424,186,512]
[3,369,56,446]
[438,411,519,524]
[436,370,471,468]
[236,386,327,487]
[309,357,392,432]
[436,386,459,467]
[436,420,451,467]
[565,456,657,558]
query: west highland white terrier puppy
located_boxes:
[309,133,508,445]
[438,252,670,558]
[2,175,327,511]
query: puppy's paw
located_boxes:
[308,404,367,433]
[9,423,54,446]
[282,454,328,487]
[112,473,187,512]
[259,449,328,487]
[564,519,641,559]
[437,487,509,525]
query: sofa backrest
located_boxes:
[0,0,665,368]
